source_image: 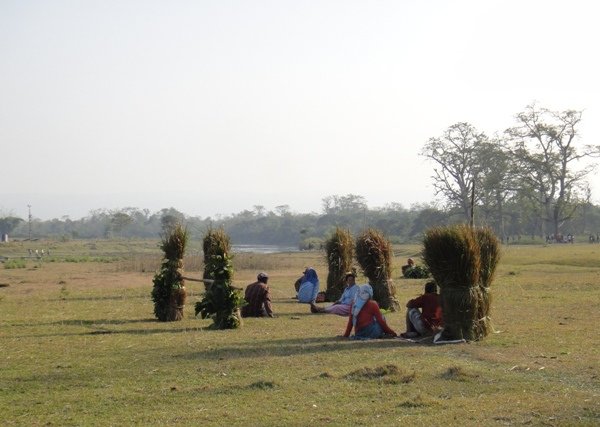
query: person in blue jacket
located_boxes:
[297,267,320,303]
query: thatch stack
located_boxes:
[195,228,244,329]
[422,225,500,341]
[474,227,501,337]
[355,228,399,311]
[324,227,354,302]
[151,223,188,322]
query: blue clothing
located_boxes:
[298,281,319,303]
[298,268,320,303]
[351,321,384,340]
[338,284,359,305]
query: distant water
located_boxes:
[232,244,300,254]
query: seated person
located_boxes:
[400,281,442,338]
[241,272,274,318]
[343,284,397,339]
[310,272,359,316]
[297,267,320,303]
[401,258,415,276]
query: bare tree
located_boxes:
[421,122,488,222]
[506,104,600,237]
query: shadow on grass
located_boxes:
[7,318,157,327]
[177,336,412,360]
[49,294,148,302]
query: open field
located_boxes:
[1,240,599,426]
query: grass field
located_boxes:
[1,240,599,426]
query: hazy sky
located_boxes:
[2,0,599,220]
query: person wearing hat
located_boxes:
[310,272,359,316]
[241,272,274,318]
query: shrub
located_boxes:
[195,229,244,329]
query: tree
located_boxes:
[0,217,24,236]
[506,104,600,237]
[421,123,489,222]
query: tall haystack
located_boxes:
[474,227,501,337]
[195,228,243,329]
[324,227,354,302]
[422,224,500,341]
[151,223,188,321]
[355,228,399,311]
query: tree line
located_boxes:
[3,104,599,246]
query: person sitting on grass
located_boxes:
[342,284,397,340]
[310,272,359,316]
[297,267,320,303]
[400,281,442,338]
[241,272,274,318]
[401,258,415,276]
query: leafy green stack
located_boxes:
[422,225,500,341]
[355,228,399,311]
[324,227,354,302]
[195,228,244,329]
[151,223,188,321]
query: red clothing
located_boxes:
[344,300,396,337]
[406,293,442,330]
[241,281,273,317]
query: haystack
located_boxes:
[422,225,500,341]
[324,227,354,302]
[355,228,399,311]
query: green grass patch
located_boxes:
[0,240,599,425]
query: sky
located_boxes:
[1,0,599,220]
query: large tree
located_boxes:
[506,104,600,237]
[421,122,489,222]
[0,216,23,236]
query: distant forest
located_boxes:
[4,193,600,247]
[4,104,600,246]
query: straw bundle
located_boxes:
[423,225,501,341]
[423,225,481,341]
[474,227,501,336]
[324,227,354,302]
[355,228,399,311]
[151,223,188,322]
[195,228,243,329]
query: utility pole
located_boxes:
[28,205,32,241]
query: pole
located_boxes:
[27,205,32,241]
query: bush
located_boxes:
[403,265,430,279]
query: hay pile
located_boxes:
[195,228,244,329]
[151,223,188,322]
[422,225,500,341]
[355,228,399,311]
[324,227,354,302]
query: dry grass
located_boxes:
[0,239,599,426]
